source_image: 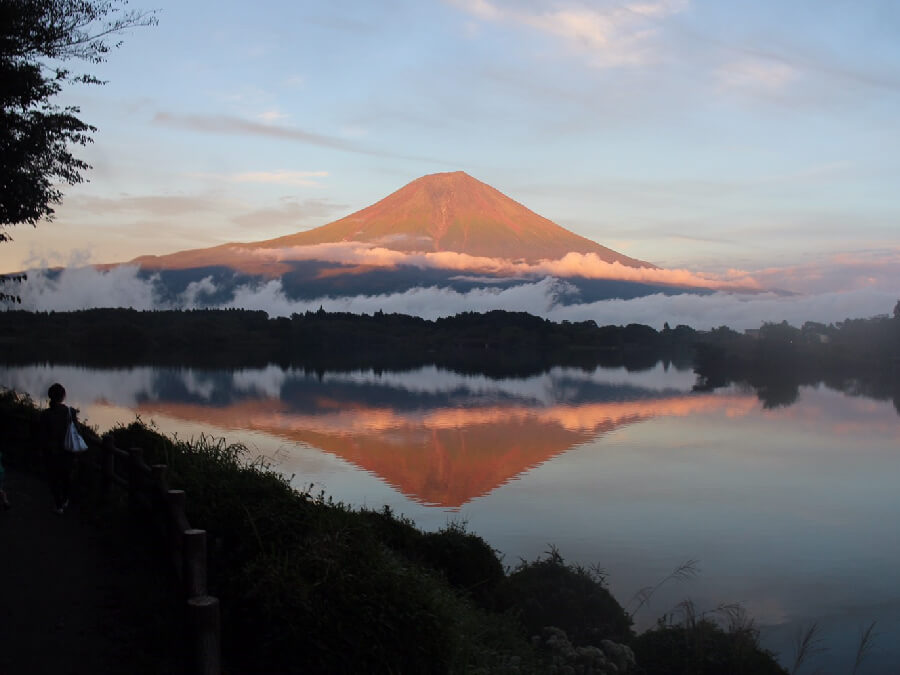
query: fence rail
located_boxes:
[88,436,221,675]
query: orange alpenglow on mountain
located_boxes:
[261,171,650,264]
[131,171,653,272]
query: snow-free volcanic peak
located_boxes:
[260,171,650,265]
[132,171,653,271]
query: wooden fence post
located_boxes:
[167,489,187,578]
[101,437,115,503]
[151,464,168,493]
[188,596,221,675]
[167,489,187,520]
[82,441,223,674]
[127,447,144,514]
[184,529,208,598]
[150,464,169,535]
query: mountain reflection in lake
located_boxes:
[2,362,898,674]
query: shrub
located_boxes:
[418,521,506,608]
[496,547,634,646]
[631,603,787,675]
[0,388,42,468]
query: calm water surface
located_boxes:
[3,362,898,673]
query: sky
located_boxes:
[2,0,899,314]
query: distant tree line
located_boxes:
[1,307,898,411]
[0,308,699,374]
[693,315,900,411]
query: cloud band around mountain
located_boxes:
[6,264,896,332]
[236,241,759,290]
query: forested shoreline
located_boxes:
[2,307,898,411]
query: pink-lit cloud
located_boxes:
[241,241,760,290]
[748,249,900,294]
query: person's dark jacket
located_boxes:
[40,403,73,455]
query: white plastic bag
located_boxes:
[64,406,88,453]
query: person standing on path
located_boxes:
[39,383,77,514]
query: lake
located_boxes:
[2,362,898,673]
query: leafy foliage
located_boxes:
[0,0,156,232]
[496,547,634,646]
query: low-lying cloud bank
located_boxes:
[243,243,757,290]
[3,265,896,331]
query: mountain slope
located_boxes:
[256,171,650,265]
[132,171,652,272]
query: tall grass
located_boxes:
[851,621,878,675]
[627,558,700,618]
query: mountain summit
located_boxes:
[256,171,649,266]
[133,171,651,271]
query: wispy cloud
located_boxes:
[716,57,797,93]
[750,249,900,294]
[231,198,347,230]
[62,194,225,217]
[153,112,371,151]
[196,170,329,187]
[448,0,688,68]
[257,110,290,123]
[339,125,369,139]
[654,13,900,97]
[152,112,450,164]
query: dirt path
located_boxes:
[0,468,184,675]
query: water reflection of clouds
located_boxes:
[0,364,156,408]
[231,365,288,399]
[322,363,698,404]
[1,363,698,411]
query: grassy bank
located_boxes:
[0,387,787,674]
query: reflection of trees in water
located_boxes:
[697,363,900,415]
[693,314,900,416]
[4,307,896,415]
[754,380,800,409]
[698,370,899,414]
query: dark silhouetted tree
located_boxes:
[0,0,156,238]
[0,0,155,302]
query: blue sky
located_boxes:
[3,0,899,293]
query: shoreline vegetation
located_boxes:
[1,388,788,674]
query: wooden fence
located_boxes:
[90,437,221,675]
